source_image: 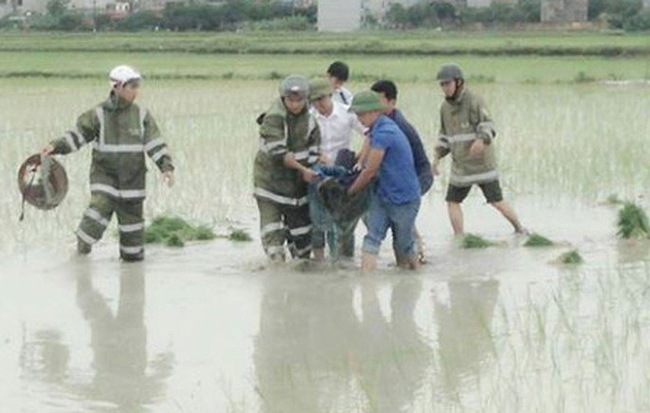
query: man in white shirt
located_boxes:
[309,78,366,261]
[326,61,354,106]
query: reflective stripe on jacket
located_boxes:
[51,92,174,200]
[435,88,498,187]
[254,98,320,204]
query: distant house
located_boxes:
[317,0,362,32]
[0,0,48,18]
[541,0,588,22]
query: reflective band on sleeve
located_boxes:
[64,132,78,151]
[151,147,169,162]
[293,150,309,161]
[448,133,478,144]
[145,138,164,152]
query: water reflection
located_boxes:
[74,262,173,411]
[254,275,431,413]
[434,278,500,399]
[20,328,70,384]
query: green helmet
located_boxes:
[436,63,464,82]
[279,75,309,99]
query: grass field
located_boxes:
[1,30,650,56]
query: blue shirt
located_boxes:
[369,115,421,205]
[388,109,432,179]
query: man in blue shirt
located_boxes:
[348,91,421,273]
[371,80,433,263]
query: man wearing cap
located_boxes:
[253,74,321,262]
[41,65,175,262]
[433,63,526,235]
[347,91,421,273]
[308,78,365,261]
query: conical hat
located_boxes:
[17,154,68,210]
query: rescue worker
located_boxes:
[41,65,175,262]
[253,75,321,261]
[432,63,525,235]
[347,91,421,273]
[308,78,365,261]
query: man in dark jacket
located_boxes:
[41,65,175,262]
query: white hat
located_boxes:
[109,65,141,88]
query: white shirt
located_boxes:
[332,86,354,106]
[311,101,366,163]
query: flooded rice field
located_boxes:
[1,78,650,412]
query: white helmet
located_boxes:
[109,65,141,88]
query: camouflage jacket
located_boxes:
[435,88,498,187]
[254,98,320,205]
[51,92,173,200]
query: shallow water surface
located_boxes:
[2,79,650,412]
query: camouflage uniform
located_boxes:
[254,98,320,260]
[50,92,173,261]
[435,88,497,187]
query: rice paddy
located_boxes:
[2,32,650,413]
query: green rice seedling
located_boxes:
[559,249,583,264]
[165,232,185,248]
[605,194,623,205]
[145,215,217,246]
[524,233,554,247]
[617,202,650,239]
[194,225,217,241]
[461,233,495,249]
[229,229,252,242]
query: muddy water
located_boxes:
[2,79,650,412]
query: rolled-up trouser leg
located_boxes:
[337,216,359,258]
[256,197,287,261]
[116,200,145,262]
[76,193,115,251]
[283,204,312,259]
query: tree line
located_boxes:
[1,0,649,32]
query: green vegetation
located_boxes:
[617,202,650,239]
[559,249,584,264]
[461,233,497,249]
[2,0,648,32]
[228,229,253,242]
[605,194,624,205]
[144,215,216,247]
[1,31,650,57]
[524,233,554,247]
[0,34,648,85]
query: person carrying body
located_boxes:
[254,75,320,262]
[41,65,175,262]
[371,79,433,263]
[308,78,366,261]
[347,91,421,274]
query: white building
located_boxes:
[318,0,424,31]
[317,0,362,32]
